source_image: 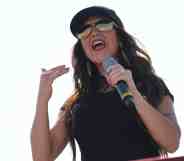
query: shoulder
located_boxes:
[154,76,174,101]
[138,74,174,107]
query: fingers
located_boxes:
[105,64,130,86]
[50,65,67,72]
[40,65,70,82]
[109,64,125,73]
[42,65,67,73]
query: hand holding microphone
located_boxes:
[102,57,135,106]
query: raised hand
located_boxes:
[38,65,69,101]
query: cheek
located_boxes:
[104,30,119,54]
[109,36,119,54]
[81,40,91,58]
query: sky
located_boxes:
[0,0,183,161]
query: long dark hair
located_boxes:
[62,24,168,161]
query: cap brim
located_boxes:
[70,6,118,38]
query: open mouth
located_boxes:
[92,39,105,51]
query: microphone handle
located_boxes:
[114,80,133,106]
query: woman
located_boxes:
[31,6,181,161]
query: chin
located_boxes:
[90,50,116,63]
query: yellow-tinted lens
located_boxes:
[77,27,91,39]
[96,22,114,31]
[77,21,115,39]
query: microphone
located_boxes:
[102,58,159,148]
[102,57,133,106]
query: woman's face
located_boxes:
[80,17,119,65]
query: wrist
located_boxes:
[129,84,138,95]
[37,92,50,104]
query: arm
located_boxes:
[49,110,69,160]
[31,96,52,161]
[30,65,69,161]
[105,64,181,153]
[131,89,181,153]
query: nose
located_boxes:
[90,25,101,37]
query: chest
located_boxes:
[72,92,143,139]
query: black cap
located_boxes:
[70,6,124,38]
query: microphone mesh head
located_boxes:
[102,57,118,74]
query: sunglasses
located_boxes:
[76,19,117,39]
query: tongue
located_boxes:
[93,44,105,51]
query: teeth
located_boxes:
[93,40,104,46]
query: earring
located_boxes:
[86,61,92,77]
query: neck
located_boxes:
[94,62,103,75]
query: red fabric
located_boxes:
[131,156,184,161]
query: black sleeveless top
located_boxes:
[71,89,164,161]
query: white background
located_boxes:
[0,0,183,161]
